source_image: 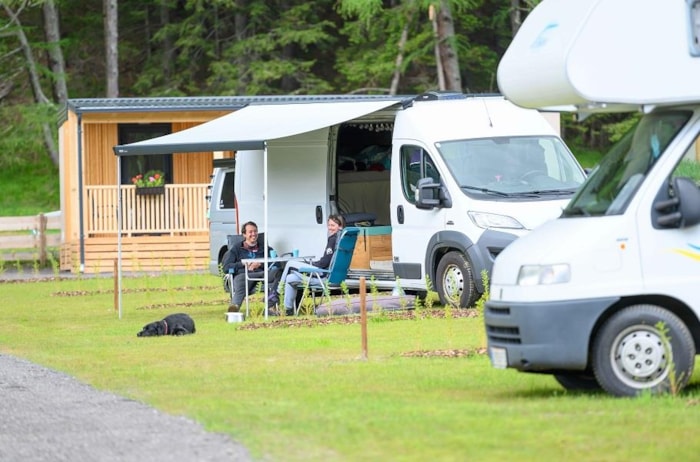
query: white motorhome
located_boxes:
[206,92,585,307]
[485,0,700,396]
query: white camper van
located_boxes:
[207,154,266,274]
[207,92,585,307]
[485,0,700,396]
[208,158,236,274]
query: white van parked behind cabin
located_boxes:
[207,158,236,275]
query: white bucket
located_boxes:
[226,312,245,323]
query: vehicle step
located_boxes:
[347,269,395,280]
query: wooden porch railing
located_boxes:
[85,184,209,236]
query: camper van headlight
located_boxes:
[517,264,570,286]
[468,211,524,230]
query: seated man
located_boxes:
[222,221,280,313]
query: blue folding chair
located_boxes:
[295,227,360,314]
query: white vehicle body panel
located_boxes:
[498,0,700,110]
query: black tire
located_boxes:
[591,304,695,397]
[554,372,601,391]
[435,251,477,308]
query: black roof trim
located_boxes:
[65,94,407,114]
[60,94,410,127]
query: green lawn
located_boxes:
[1,272,699,461]
[0,160,60,216]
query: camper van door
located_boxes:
[238,129,331,258]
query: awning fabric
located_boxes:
[113,100,401,156]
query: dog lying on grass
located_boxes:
[137,313,196,337]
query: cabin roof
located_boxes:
[59,94,405,125]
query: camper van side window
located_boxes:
[671,134,700,185]
[220,171,235,209]
[400,145,440,203]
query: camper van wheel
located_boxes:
[435,251,476,308]
[591,304,695,397]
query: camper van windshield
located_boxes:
[563,110,691,217]
[437,136,585,196]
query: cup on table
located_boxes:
[292,249,299,258]
[269,249,277,258]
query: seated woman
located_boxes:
[277,214,345,314]
[222,221,279,313]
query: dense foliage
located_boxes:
[2,0,510,99]
[0,0,613,178]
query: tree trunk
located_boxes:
[234,0,250,93]
[42,0,68,105]
[2,3,59,166]
[160,1,173,82]
[510,0,522,36]
[435,0,462,92]
[389,20,410,96]
[104,0,119,97]
[429,4,445,90]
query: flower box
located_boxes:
[135,185,165,196]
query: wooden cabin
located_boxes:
[57,97,253,273]
[58,95,408,274]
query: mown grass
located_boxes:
[1,272,699,461]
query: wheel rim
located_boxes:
[610,325,669,389]
[442,264,464,305]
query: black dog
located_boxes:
[137,313,196,337]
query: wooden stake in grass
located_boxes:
[360,276,368,360]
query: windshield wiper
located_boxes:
[529,189,577,195]
[507,192,544,198]
[460,185,509,197]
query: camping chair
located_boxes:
[295,227,360,314]
[222,232,279,306]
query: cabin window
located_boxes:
[118,124,173,185]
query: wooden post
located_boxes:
[114,259,119,311]
[38,213,47,265]
[360,276,368,360]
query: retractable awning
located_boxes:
[111,98,403,319]
[113,99,402,156]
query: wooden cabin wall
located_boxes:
[84,124,118,186]
[172,121,214,184]
[60,111,80,243]
[79,119,232,187]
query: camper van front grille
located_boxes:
[486,325,521,344]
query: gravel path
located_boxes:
[1,269,252,461]
[0,355,251,461]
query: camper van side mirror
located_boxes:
[655,177,700,228]
[415,177,441,209]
